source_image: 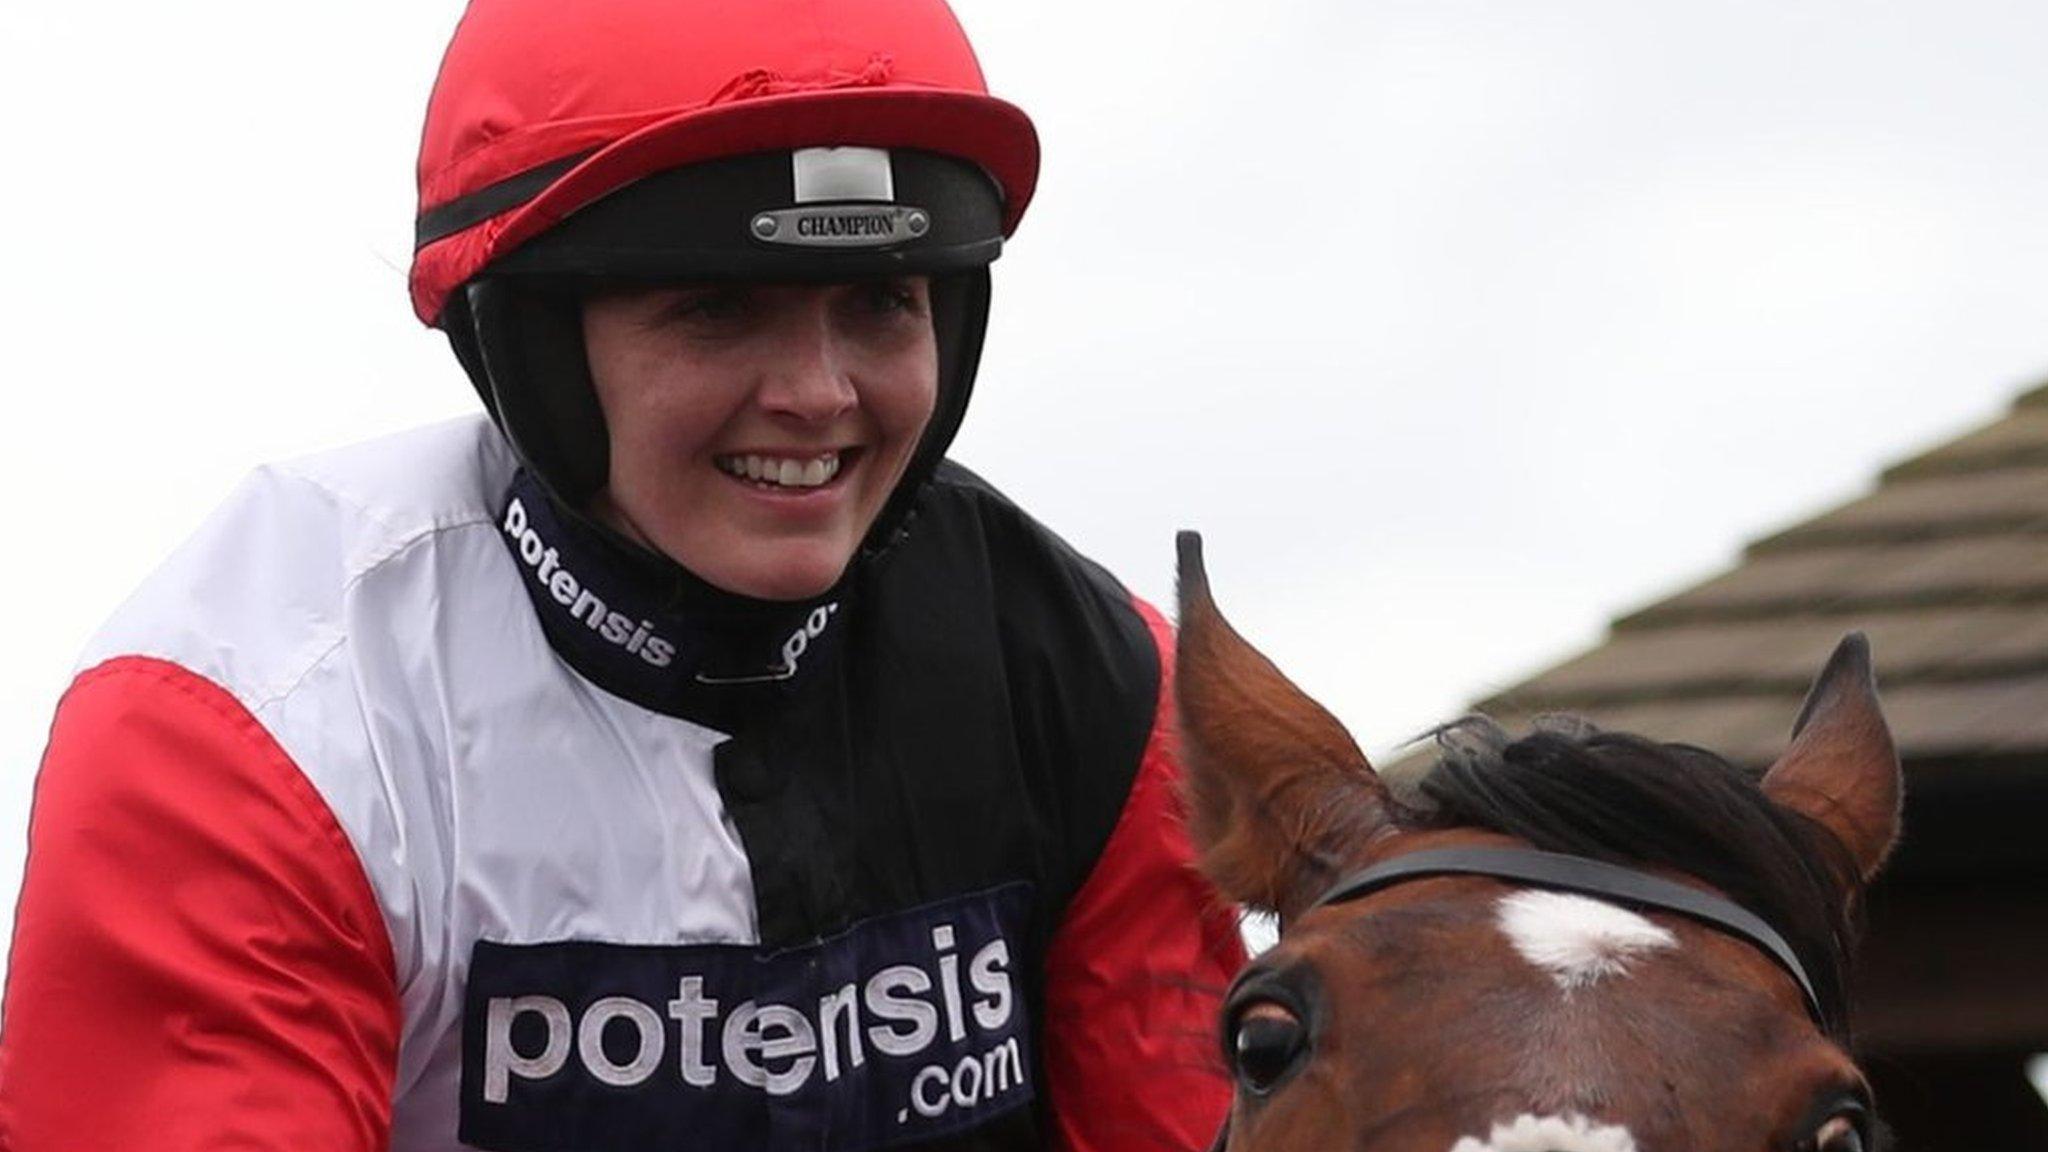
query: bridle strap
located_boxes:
[1304,846,1825,1024]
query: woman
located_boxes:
[0,0,1243,1149]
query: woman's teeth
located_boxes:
[716,452,842,488]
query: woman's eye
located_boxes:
[677,290,750,320]
[647,289,752,328]
[857,281,924,317]
[1228,1002,1308,1095]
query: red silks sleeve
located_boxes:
[1040,601,1246,1152]
[0,657,399,1151]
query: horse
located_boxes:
[1172,534,1901,1152]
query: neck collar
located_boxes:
[497,470,848,729]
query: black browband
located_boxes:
[1303,845,1824,1024]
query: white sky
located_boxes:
[2,0,2046,981]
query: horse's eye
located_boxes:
[1229,1002,1308,1094]
[1806,1113,1866,1152]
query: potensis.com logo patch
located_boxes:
[458,885,1035,1152]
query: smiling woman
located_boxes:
[0,0,1247,1148]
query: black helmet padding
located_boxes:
[462,280,614,505]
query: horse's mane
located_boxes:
[1413,716,1863,1040]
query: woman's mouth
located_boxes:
[713,450,848,490]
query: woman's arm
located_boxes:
[1039,603,1246,1152]
[0,656,399,1150]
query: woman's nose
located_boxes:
[756,319,859,420]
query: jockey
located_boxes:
[0,0,1245,1149]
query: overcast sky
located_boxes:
[2,0,2046,980]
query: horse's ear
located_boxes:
[1761,633,1903,884]
[1175,532,1395,920]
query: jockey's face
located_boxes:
[582,278,938,600]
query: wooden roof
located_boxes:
[1426,384,2048,1061]
[1476,383,2048,769]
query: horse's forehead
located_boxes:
[1312,880,1683,990]
[1494,890,1678,989]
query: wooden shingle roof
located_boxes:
[1478,383,2048,769]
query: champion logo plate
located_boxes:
[751,204,931,248]
[458,884,1035,1152]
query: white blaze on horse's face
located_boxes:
[1448,1113,1640,1152]
[1496,891,1677,990]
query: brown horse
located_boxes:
[1173,534,1901,1152]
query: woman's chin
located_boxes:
[686,544,852,603]
[609,499,860,602]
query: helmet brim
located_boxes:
[413,86,1039,326]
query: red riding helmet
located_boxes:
[410,0,1040,523]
